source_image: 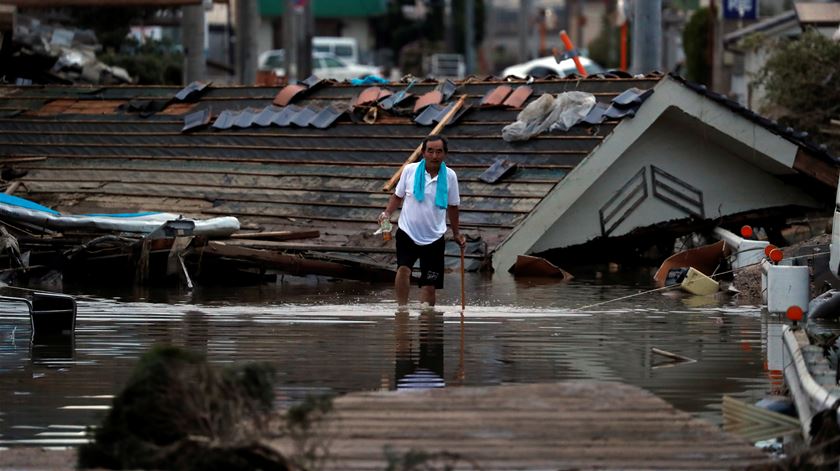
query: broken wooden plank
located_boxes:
[196,241,395,281]
[4,181,21,195]
[229,230,320,241]
[793,148,839,188]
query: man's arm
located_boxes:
[379,194,403,223]
[447,205,466,248]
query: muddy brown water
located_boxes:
[0,270,783,447]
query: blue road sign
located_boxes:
[724,0,758,20]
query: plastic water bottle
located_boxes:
[379,219,392,241]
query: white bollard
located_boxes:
[765,263,810,315]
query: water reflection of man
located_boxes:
[394,311,445,390]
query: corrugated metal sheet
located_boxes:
[0,76,661,268]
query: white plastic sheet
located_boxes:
[502,91,596,142]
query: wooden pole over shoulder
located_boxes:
[382,94,468,193]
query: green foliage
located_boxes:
[63,7,183,84]
[588,12,628,69]
[682,7,711,84]
[99,38,183,84]
[280,394,335,471]
[375,1,484,71]
[738,32,767,52]
[384,446,479,471]
[77,345,282,470]
[375,2,443,61]
[452,0,485,56]
[757,29,840,154]
[68,6,149,52]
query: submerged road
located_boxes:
[274,381,768,470]
[1,381,769,470]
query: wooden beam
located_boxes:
[793,148,839,188]
[382,94,469,192]
[229,230,320,241]
[198,241,395,282]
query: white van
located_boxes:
[313,37,360,64]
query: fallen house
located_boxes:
[0,72,836,284]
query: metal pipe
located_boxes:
[713,226,743,250]
[782,325,840,441]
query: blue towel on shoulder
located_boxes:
[413,159,448,209]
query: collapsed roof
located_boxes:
[0,71,834,274]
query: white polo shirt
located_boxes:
[395,162,460,245]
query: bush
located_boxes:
[682,7,711,84]
[77,345,286,470]
[588,12,628,69]
[100,38,183,84]
[756,29,840,154]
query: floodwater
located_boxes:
[0,269,783,447]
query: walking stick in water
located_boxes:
[460,245,466,312]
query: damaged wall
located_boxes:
[529,108,822,255]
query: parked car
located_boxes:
[258,50,381,81]
[501,55,605,79]
[313,36,360,65]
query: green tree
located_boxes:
[69,6,148,52]
[682,7,711,84]
[65,7,183,84]
[99,38,183,85]
[588,12,629,69]
[452,0,485,56]
[756,29,840,154]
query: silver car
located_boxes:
[258,50,381,81]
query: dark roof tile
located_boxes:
[182,108,211,132]
[175,81,210,101]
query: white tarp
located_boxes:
[502,91,597,142]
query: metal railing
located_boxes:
[781,324,840,440]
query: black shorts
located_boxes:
[396,228,445,289]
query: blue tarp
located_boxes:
[0,193,59,214]
[0,193,162,218]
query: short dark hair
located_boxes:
[421,135,448,153]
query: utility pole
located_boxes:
[465,0,475,75]
[631,0,661,74]
[518,0,532,62]
[568,0,581,49]
[236,0,258,85]
[484,0,495,74]
[282,0,312,82]
[182,4,206,84]
[444,0,454,52]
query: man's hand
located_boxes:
[378,211,390,224]
[453,233,466,249]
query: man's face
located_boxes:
[423,140,446,167]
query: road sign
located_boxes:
[724,0,758,20]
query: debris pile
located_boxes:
[3,14,131,84]
[77,345,289,471]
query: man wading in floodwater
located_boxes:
[378,135,466,310]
